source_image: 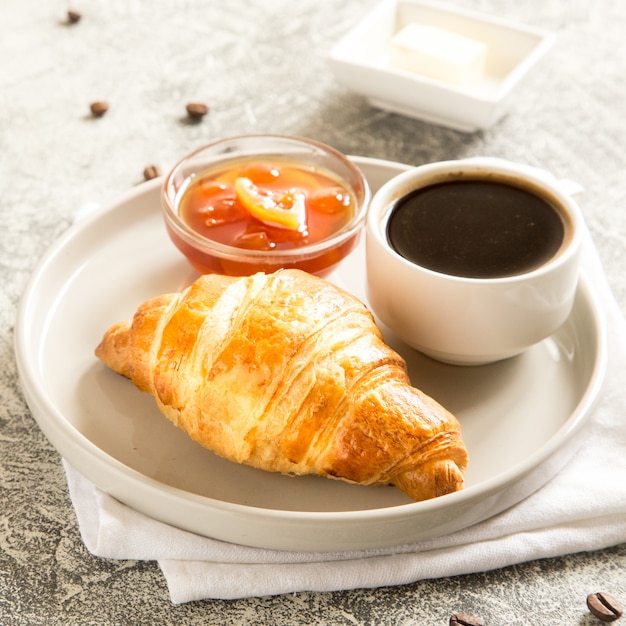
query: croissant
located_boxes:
[95,269,468,502]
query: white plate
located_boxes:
[328,0,554,132]
[15,157,607,552]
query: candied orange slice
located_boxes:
[235,177,307,232]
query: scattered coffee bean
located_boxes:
[143,165,162,181]
[587,592,623,622]
[186,102,209,120]
[450,614,484,626]
[90,101,109,117]
[67,9,82,24]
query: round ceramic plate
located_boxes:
[15,157,607,552]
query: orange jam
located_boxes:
[169,157,361,276]
[179,159,356,251]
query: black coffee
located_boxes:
[387,179,567,279]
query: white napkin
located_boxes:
[63,232,626,603]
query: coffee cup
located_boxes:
[365,157,584,365]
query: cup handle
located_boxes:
[465,157,585,198]
[556,178,585,198]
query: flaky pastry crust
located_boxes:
[95,269,468,502]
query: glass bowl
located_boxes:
[162,135,371,277]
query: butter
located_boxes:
[390,22,487,86]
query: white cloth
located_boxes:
[63,232,626,603]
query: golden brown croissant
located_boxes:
[95,269,468,502]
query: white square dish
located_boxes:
[328,0,555,132]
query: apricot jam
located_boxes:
[170,157,361,276]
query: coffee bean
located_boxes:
[143,165,162,181]
[67,10,82,24]
[450,614,484,626]
[186,102,209,120]
[587,592,623,622]
[90,101,109,117]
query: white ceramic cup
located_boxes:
[365,157,585,365]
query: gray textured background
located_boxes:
[1,0,625,623]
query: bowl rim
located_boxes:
[162,134,372,262]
